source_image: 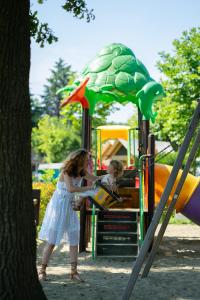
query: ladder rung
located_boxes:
[97,243,138,246]
[96,255,138,258]
[98,220,137,224]
[97,231,138,235]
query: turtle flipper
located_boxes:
[56,85,77,95]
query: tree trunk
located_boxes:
[0,2,46,299]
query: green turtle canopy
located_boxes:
[58,43,165,123]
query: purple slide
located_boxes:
[181,183,200,225]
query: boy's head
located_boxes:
[108,160,124,178]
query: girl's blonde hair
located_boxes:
[110,160,124,178]
[61,149,88,178]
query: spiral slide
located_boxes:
[154,164,200,225]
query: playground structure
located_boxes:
[57,43,164,253]
[57,43,200,297]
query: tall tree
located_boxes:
[152,27,200,151]
[42,58,76,117]
[0,2,46,299]
[0,1,94,299]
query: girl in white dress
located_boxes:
[38,149,100,282]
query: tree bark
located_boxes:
[0,2,46,299]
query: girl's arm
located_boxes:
[84,170,103,182]
[64,174,91,193]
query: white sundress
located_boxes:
[39,178,82,246]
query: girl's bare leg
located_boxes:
[38,243,55,280]
[69,245,84,282]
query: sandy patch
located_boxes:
[37,224,200,300]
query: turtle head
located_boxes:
[136,81,165,123]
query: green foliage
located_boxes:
[152,27,200,150]
[160,210,193,224]
[92,102,119,128]
[156,152,178,166]
[40,170,57,184]
[32,101,118,164]
[42,58,76,117]
[31,96,44,128]
[30,10,58,47]
[128,107,139,128]
[62,0,95,22]
[155,151,197,175]
[32,115,81,162]
[60,103,82,131]
[30,1,94,47]
[33,182,56,229]
[169,215,193,224]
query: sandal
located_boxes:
[38,264,47,281]
[70,262,84,282]
[70,271,85,282]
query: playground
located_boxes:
[37,224,200,300]
[1,2,200,300]
[35,42,200,299]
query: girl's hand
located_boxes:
[118,197,123,203]
[90,182,97,190]
[92,176,104,184]
[84,185,95,191]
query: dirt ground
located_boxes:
[37,224,200,300]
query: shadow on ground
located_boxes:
[37,237,200,300]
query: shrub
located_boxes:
[160,209,193,224]
[155,152,178,166]
[40,169,58,184]
[33,182,56,230]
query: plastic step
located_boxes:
[97,221,137,232]
[97,231,138,244]
[96,243,138,256]
[98,211,137,221]
[96,255,137,258]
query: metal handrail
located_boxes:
[138,155,149,244]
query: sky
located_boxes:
[30,0,200,122]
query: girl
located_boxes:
[101,160,124,192]
[38,149,100,282]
